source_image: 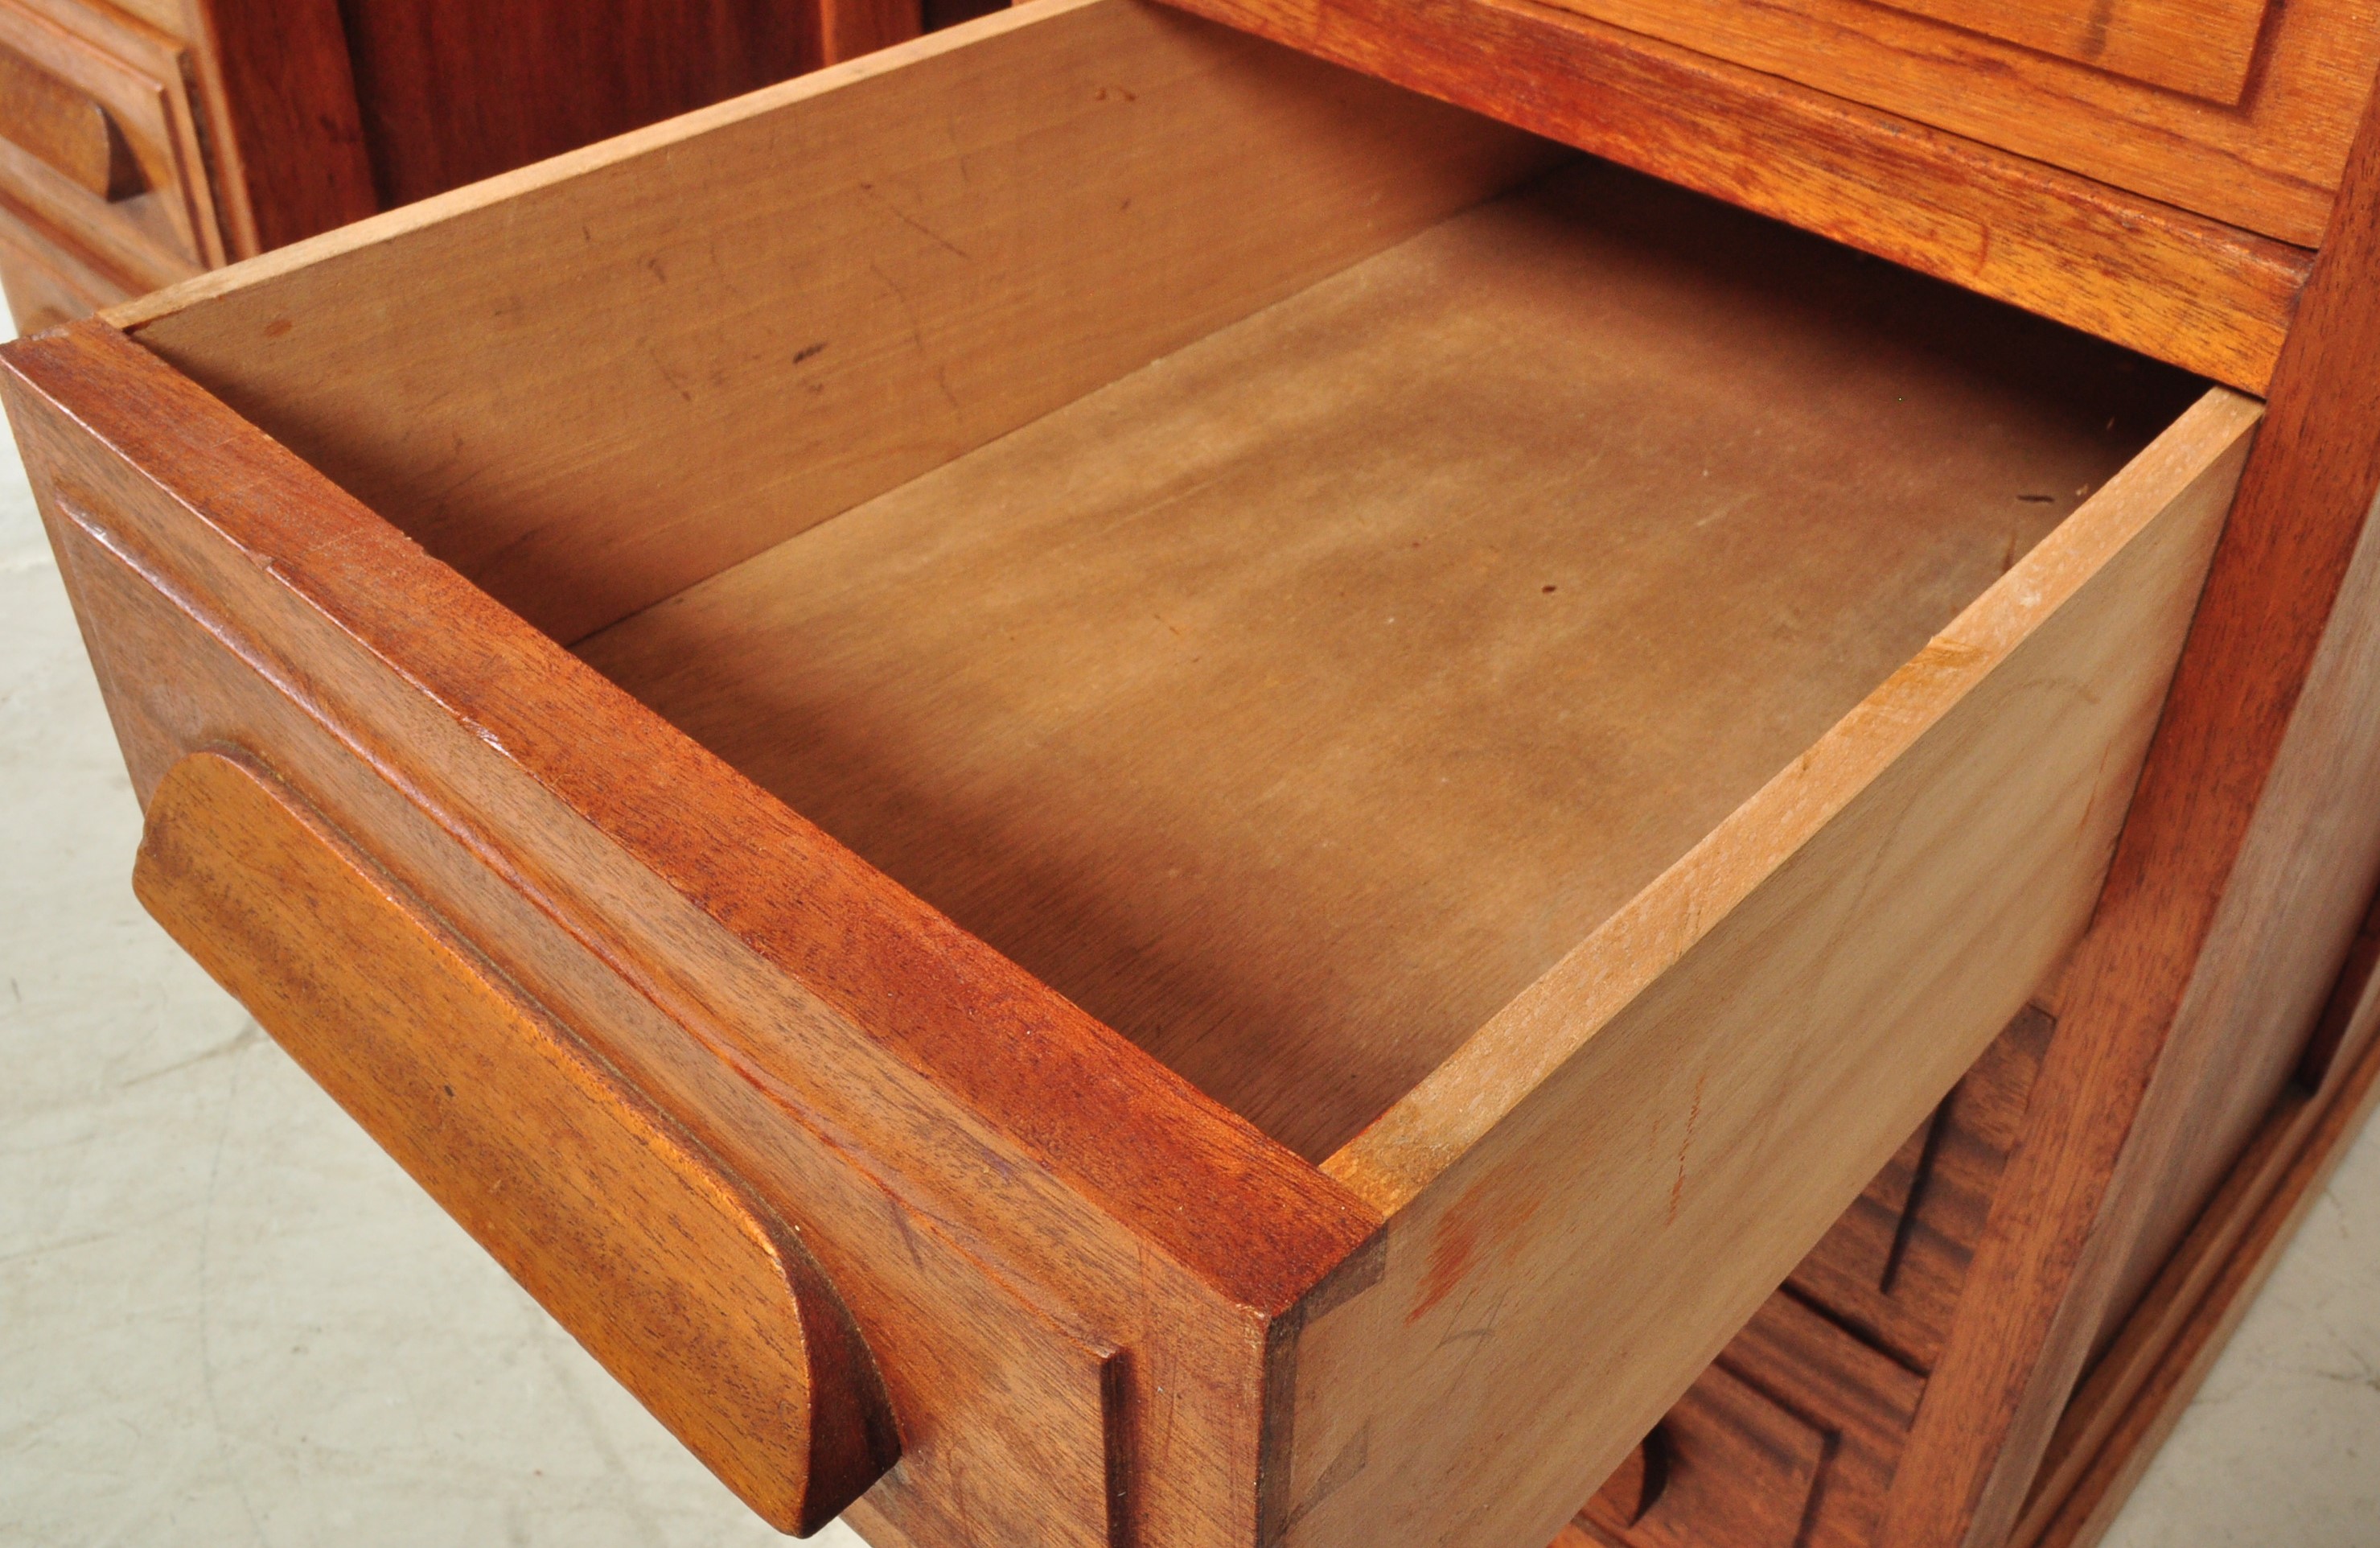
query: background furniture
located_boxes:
[0,0,999,333]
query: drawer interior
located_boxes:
[569,165,2193,1162]
[122,6,2201,1166]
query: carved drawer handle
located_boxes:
[132,749,898,1534]
[0,43,142,200]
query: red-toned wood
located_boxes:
[2,316,1379,1548]
[332,0,845,211]
[1876,59,2380,1548]
[1156,0,2311,393]
[134,748,901,1534]
[183,0,373,253]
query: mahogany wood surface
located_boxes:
[134,748,901,1534]
[1504,0,2374,241]
[0,0,222,283]
[1866,0,2266,103]
[0,0,943,333]
[1876,59,2380,1548]
[1785,1009,2057,1376]
[11,2,2377,1539]
[1156,0,2310,393]
[1562,1007,2052,1548]
[3,317,1379,1548]
[0,34,137,198]
[331,0,845,212]
[182,0,374,254]
[2011,937,2380,1548]
[0,202,114,327]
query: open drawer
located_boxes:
[0,1,2262,1544]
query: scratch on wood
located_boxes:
[1671,1065,1708,1225]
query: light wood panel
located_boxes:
[1273,389,2257,1548]
[113,0,1556,644]
[1163,0,2312,393]
[581,162,2196,1163]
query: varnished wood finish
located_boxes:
[0,0,943,333]
[1433,0,2368,245]
[1569,1295,1923,1548]
[331,0,836,212]
[135,748,900,1534]
[1562,1007,2053,1548]
[1867,0,2267,103]
[1786,1009,2057,1375]
[2011,942,2380,1548]
[1157,0,2309,393]
[0,34,138,198]
[10,3,2374,1540]
[0,204,113,328]
[1877,65,2380,1548]
[6,311,1379,1548]
[182,0,373,254]
[0,0,221,286]
[580,163,2195,1162]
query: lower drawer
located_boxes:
[2,2,2261,1544]
[0,201,122,328]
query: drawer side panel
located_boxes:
[1276,392,2259,1548]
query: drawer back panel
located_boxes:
[117,0,1556,646]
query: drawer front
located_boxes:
[134,747,902,1534]
[5,318,1377,1548]
[0,0,218,295]
[1168,0,2370,253]
[0,200,121,327]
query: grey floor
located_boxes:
[0,402,2372,1546]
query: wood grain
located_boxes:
[180,0,375,255]
[2009,933,2380,1548]
[2,315,1378,1548]
[0,0,221,282]
[1786,1007,2057,1374]
[1876,64,2380,1548]
[1432,0,2372,244]
[1868,0,2267,104]
[580,161,2198,1163]
[0,204,123,328]
[135,748,900,1534]
[44,506,1133,1548]
[1272,389,2255,1548]
[1160,0,2311,393]
[0,37,139,198]
[117,0,1556,644]
[330,0,822,210]
[1571,1292,1926,1548]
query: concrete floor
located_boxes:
[1,395,2373,1546]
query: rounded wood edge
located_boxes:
[133,747,900,1534]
